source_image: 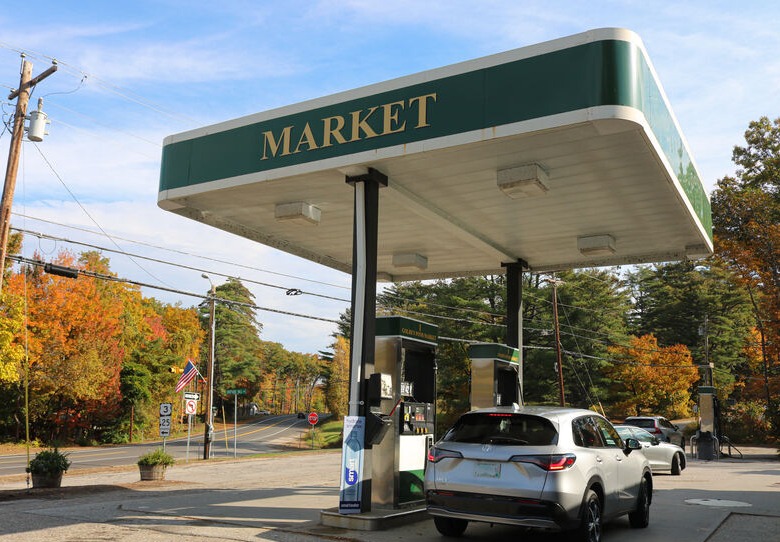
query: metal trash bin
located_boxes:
[697,431,716,460]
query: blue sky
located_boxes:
[1,1,778,354]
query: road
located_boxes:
[0,447,778,541]
[0,413,316,476]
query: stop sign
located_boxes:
[308,412,319,425]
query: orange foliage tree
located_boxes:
[1,248,203,444]
[606,334,700,419]
[711,116,780,420]
[5,250,123,441]
[324,335,350,420]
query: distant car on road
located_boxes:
[623,416,685,448]
[615,425,686,475]
[425,405,652,541]
[297,412,305,419]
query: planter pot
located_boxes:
[139,464,166,481]
[31,472,63,488]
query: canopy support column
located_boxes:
[345,167,387,513]
[503,259,527,404]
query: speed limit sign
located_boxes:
[185,399,197,415]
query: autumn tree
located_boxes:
[0,291,24,384]
[606,334,699,418]
[711,115,780,432]
[626,261,755,398]
[0,247,205,444]
[323,335,350,420]
[3,250,124,442]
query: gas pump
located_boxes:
[468,343,521,410]
[370,316,437,508]
[695,385,719,459]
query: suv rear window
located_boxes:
[626,419,655,429]
[441,413,557,445]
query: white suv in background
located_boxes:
[623,416,685,448]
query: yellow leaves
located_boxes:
[0,291,25,384]
[607,334,699,417]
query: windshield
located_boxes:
[626,419,655,429]
[617,425,656,444]
[442,413,558,445]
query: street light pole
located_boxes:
[202,274,216,459]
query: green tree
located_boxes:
[202,278,263,409]
[524,270,631,411]
[626,261,754,397]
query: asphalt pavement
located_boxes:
[0,446,778,541]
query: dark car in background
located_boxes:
[623,416,685,448]
[424,405,652,541]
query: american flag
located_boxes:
[175,360,201,392]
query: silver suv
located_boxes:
[425,405,652,541]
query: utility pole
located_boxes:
[0,56,57,294]
[546,277,566,406]
[202,274,216,459]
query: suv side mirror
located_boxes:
[623,437,641,454]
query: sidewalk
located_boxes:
[0,447,778,541]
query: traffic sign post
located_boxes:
[308,412,319,449]
[226,389,246,457]
[159,403,173,450]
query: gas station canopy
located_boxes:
[158,28,712,281]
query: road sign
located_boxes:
[159,402,172,416]
[226,388,246,395]
[184,392,200,400]
[185,399,197,415]
[308,412,319,425]
[159,415,171,437]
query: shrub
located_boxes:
[720,401,773,444]
[137,448,175,467]
[26,448,71,475]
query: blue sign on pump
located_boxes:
[339,416,365,514]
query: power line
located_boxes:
[29,143,173,289]
[12,226,351,304]
[13,213,352,291]
[0,42,200,126]
[8,254,340,325]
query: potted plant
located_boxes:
[26,448,71,488]
[137,448,175,481]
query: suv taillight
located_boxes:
[427,446,463,463]
[510,453,576,471]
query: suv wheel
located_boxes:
[433,516,468,537]
[575,489,602,542]
[628,478,650,528]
